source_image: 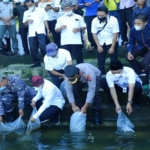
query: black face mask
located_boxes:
[98,16,106,23]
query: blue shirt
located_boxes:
[78,0,100,16]
[128,23,150,52]
[133,5,150,24]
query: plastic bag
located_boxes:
[70,111,86,132]
[26,107,41,134]
[0,116,26,134]
[116,111,135,134]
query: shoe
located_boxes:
[52,115,60,126]
[30,64,41,68]
[22,52,29,56]
[93,110,102,126]
[41,119,49,124]
[121,41,128,47]
[86,46,95,52]
[137,72,146,76]
[132,104,141,110]
[6,111,15,123]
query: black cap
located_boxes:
[109,60,123,71]
[64,65,79,84]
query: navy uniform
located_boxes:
[0,75,37,120]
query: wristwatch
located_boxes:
[127,101,132,104]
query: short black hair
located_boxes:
[135,14,148,22]
[25,0,34,3]
[97,6,108,14]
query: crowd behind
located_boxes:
[0,0,150,127]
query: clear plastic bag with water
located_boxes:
[26,107,41,134]
[0,116,26,134]
[70,111,86,132]
[116,111,135,134]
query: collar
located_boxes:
[137,4,146,9]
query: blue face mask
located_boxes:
[0,86,6,91]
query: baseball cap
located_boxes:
[46,43,58,57]
[64,65,79,84]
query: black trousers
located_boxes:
[48,69,64,89]
[61,44,83,64]
[98,42,118,75]
[119,7,133,42]
[72,76,102,110]
[101,77,142,104]
[84,15,96,48]
[29,33,46,64]
[19,28,29,54]
[36,99,61,122]
[126,47,150,83]
[48,20,60,48]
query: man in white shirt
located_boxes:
[55,1,86,64]
[23,0,50,68]
[101,60,142,114]
[92,6,119,75]
[38,0,61,47]
[44,42,72,88]
[30,76,65,124]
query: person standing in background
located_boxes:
[38,0,61,47]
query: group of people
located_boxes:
[0,0,150,126]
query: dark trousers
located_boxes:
[49,69,64,88]
[61,44,83,64]
[119,7,133,41]
[36,99,61,122]
[29,33,46,64]
[84,15,96,48]
[48,20,60,48]
[126,47,150,82]
[101,77,142,104]
[19,28,29,54]
[72,76,102,110]
[98,42,118,75]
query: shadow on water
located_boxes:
[0,126,150,150]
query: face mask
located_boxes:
[0,86,6,91]
[65,10,73,16]
[3,0,9,2]
[114,73,122,78]
[134,25,142,31]
[28,6,35,12]
[34,85,42,91]
[98,16,106,23]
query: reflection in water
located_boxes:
[0,127,150,150]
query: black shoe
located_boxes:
[93,110,102,126]
[132,104,141,110]
[6,112,15,123]
[30,63,41,68]
[22,52,30,56]
[52,115,60,126]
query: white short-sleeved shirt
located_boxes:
[38,0,60,21]
[106,67,142,88]
[32,79,65,119]
[23,7,49,37]
[44,48,72,71]
[91,15,119,45]
[55,13,86,45]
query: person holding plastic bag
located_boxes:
[30,76,65,124]
[64,63,102,125]
[101,60,143,114]
[0,75,37,123]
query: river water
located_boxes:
[0,126,150,150]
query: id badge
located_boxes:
[122,87,127,93]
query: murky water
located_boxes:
[0,126,150,150]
